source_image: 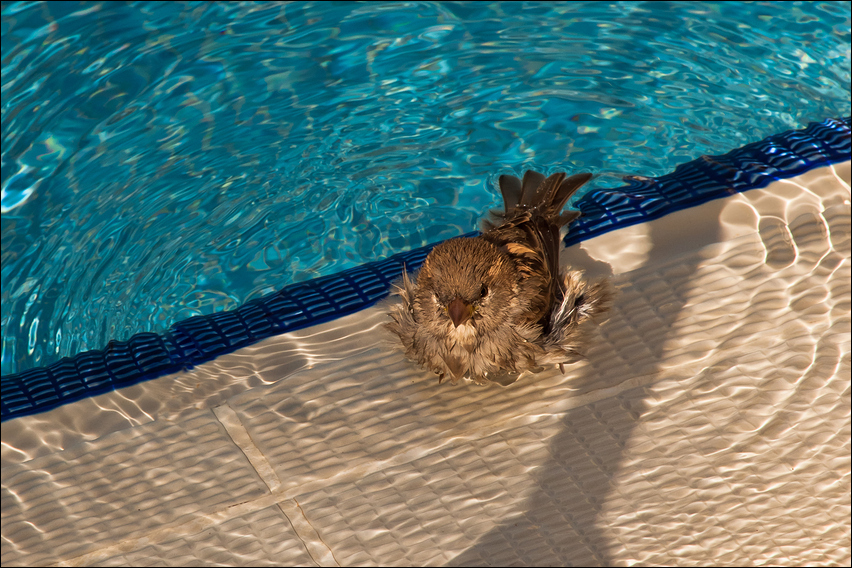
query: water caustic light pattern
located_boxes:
[1,164,849,565]
[2,1,850,375]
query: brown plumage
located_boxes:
[385,170,612,385]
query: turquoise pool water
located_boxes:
[1,1,850,375]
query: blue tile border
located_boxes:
[2,116,850,422]
[566,116,851,246]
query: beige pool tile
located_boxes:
[86,505,315,567]
[1,163,849,566]
[1,410,269,566]
[276,207,850,565]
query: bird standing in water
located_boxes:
[386,170,612,385]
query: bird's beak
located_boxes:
[447,298,473,327]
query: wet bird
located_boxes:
[385,169,612,385]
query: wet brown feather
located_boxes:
[386,169,611,385]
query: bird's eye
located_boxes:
[480,284,488,298]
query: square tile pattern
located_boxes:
[3,169,850,566]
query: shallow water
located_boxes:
[2,165,849,565]
[1,1,850,374]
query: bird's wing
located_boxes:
[482,170,593,330]
[481,210,557,330]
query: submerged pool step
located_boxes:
[2,116,850,422]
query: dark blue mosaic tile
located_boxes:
[2,117,850,422]
[238,302,275,338]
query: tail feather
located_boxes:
[551,172,592,216]
[556,209,582,227]
[498,173,523,213]
[519,171,561,209]
[495,170,592,228]
[518,170,547,207]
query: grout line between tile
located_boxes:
[213,403,339,566]
[278,499,340,567]
[213,403,283,491]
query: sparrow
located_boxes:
[385,169,612,385]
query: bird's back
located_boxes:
[481,171,592,331]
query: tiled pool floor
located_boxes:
[2,163,850,566]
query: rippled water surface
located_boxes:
[2,1,850,374]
